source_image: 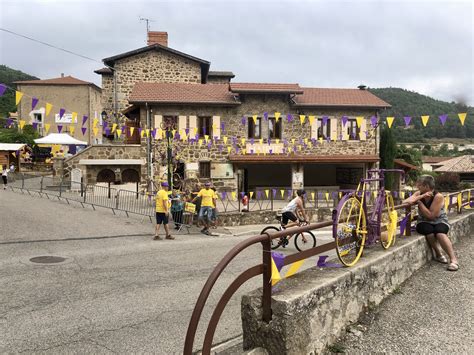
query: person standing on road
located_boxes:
[154,182,175,240]
[192,182,216,235]
[2,166,9,190]
[404,175,458,271]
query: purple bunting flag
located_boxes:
[241,116,247,125]
[393,191,398,198]
[287,189,292,197]
[263,112,268,121]
[32,122,38,130]
[322,116,329,126]
[250,138,254,145]
[272,189,277,198]
[57,125,63,133]
[32,97,39,110]
[341,115,348,127]
[105,128,111,136]
[317,255,343,268]
[332,191,337,199]
[221,191,227,200]
[439,114,448,126]
[271,252,285,272]
[240,192,245,198]
[399,215,409,236]
[257,190,262,199]
[0,84,6,97]
[370,116,378,128]
[269,149,273,154]
[81,127,87,135]
[220,122,225,132]
[287,114,293,122]
[82,115,88,126]
[404,116,412,127]
[59,108,65,119]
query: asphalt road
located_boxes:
[0,189,333,354]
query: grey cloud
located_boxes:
[0,0,472,104]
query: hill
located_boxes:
[0,65,39,118]
[369,88,474,142]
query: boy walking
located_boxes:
[154,182,175,240]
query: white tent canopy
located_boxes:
[0,143,26,151]
[34,133,88,145]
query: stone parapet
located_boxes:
[241,212,474,354]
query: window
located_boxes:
[198,116,212,137]
[33,113,43,123]
[199,161,211,178]
[317,119,331,139]
[248,117,261,139]
[268,118,282,139]
[347,119,360,140]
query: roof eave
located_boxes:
[232,90,304,95]
[129,100,241,106]
[292,103,391,109]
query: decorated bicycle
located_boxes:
[332,169,403,267]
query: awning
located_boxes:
[0,143,26,151]
[228,154,379,164]
[34,133,88,145]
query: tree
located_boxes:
[379,127,397,189]
[0,125,39,146]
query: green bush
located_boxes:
[435,173,460,192]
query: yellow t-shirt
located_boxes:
[198,188,215,207]
[156,189,169,213]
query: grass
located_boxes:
[328,343,346,353]
[393,286,403,294]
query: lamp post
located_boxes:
[161,117,175,190]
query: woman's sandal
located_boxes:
[447,263,459,272]
[434,255,448,264]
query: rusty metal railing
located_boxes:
[184,188,473,354]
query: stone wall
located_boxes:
[241,212,474,354]
[100,50,202,114]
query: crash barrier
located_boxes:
[183,189,473,354]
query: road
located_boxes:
[0,189,333,354]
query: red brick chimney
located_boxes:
[147,31,168,47]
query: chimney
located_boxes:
[147,31,168,47]
[358,84,367,90]
[61,73,64,78]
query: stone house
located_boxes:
[88,31,390,192]
[15,75,103,145]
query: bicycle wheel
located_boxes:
[380,193,396,249]
[333,196,367,267]
[261,226,282,250]
[294,231,316,251]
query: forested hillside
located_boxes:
[0,65,38,117]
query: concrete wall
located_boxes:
[241,212,474,354]
[16,84,102,144]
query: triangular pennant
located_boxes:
[404,116,411,127]
[341,115,348,127]
[308,115,315,125]
[285,259,304,278]
[116,129,122,138]
[70,126,75,136]
[265,189,269,198]
[57,125,63,133]
[356,116,364,128]
[439,114,448,126]
[19,120,26,129]
[71,112,77,123]
[386,116,395,128]
[111,123,117,133]
[458,113,467,126]
[249,191,254,199]
[0,84,6,96]
[45,103,53,116]
[15,91,24,105]
[32,97,39,110]
[44,123,51,134]
[93,127,99,136]
[280,189,285,198]
[130,127,135,136]
[274,112,281,122]
[325,192,329,201]
[252,115,258,124]
[299,114,306,125]
[59,108,65,119]
[421,115,430,127]
[311,192,315,201]
[81,127,87,135]
[82,115,88,126]
[370,116,378,128]
[271,259,282,286]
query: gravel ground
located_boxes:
[331,235,473,354]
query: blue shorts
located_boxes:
[199,206,213,220]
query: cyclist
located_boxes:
[281,189,309,228]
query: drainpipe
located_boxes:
[146,103,152,189]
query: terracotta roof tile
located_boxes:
[14,75,93,85]
[394,158,419,170]
[230,83,303,94]
[422,156,452,163]
[228,154,379,163]
[294,88,390,108]
[94,67,114,75]
[434,155,474,173]
[129,82,239,105]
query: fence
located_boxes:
[183,188,474,354]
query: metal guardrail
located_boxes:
[183,188,474,354]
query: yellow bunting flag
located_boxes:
[280,189,285,198]
[319,137,323,144]
[400,191,405,199]
[271,258,282,286]
[444,196,449,211]
[44,123,51,134]
[19,120,26,129]
[308,115,315,125]
[223,136,228,145]
[157,128,162,139]
[93,118,99,127]
[241,138,246,145]
[311,192,315,201]
[458,113,467,126]
[227,146,232,154]
[259,138,263,145]
[72,112,77,123]
[299,114,306,125]
[198,139,203,147]
[291,138,295,144]
[265,190,269,198]
[116,129,122,138]
[93,127,99,137]
[15,91,24,105]
[204,134,209,142]
[172,129,176,137]
[339,192,342,199]
[145,129,150,138]
[276,139,280,144]
[285,260,304,278]
[466,191,472,209]
[457,193,462,212]
[242,149,247,155]
[130,127,135,136]
[421,115,430,127]
[193,127,198,135]
[356,116,364,128]
[386,116,395,128]
[275,112,281,122]
[325,192,329,201]
[45,103,53,116]
[373,191,377,199]
[250,191,254,199]
[111,123,117,133]
[298,145,302,151]
[231,191,237,200]
[70,126,75,136]
[140,129,146,138]
[252,115,257,124]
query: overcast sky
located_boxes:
[1,0,473,104]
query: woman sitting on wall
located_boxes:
[404,175,459,271]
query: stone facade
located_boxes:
[100,50,202,114]
[137,94,379,191]
[241,212,474,354]
[16,83,102,145]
